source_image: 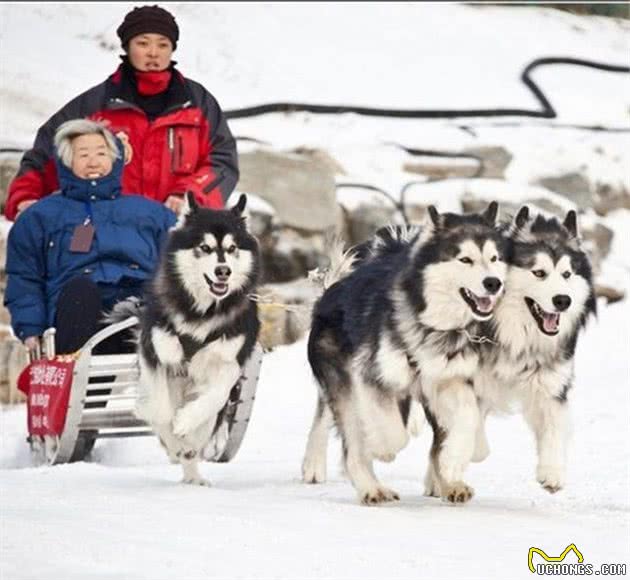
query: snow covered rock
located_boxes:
[236,149,339,232]
[462,146,513,178]
[0,329,26,405]
[0,155,20,213]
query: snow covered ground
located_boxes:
[1,3,629,579]
[1,300,629,580]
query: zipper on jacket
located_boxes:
[106,97,145,115]
[161,100,192,117]
[168,127,176,172]
[106,98,193,120]
[177,135,184,172]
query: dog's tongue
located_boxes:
[212,282,228,295]
[475,296,493,313]
[543,312,560,333]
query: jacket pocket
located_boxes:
[168,125,200,175]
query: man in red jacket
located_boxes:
[5,5,239,220]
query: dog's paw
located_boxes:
[442,481,474,504]
[181,475,212,487]
[360,486,400,506]
[537,464,565,494]
[302,457,327,484]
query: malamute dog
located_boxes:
[303,203,507,505]
[134,193,260,485]
[465,207,596,495]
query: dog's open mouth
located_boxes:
[524,297,560,336]
[459,288,495,320]
[203,274,229,297]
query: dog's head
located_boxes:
[166,193,260,310]
[500,207,595,340]
[407,202,507,330]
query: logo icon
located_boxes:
[528,544,584,573]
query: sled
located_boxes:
[18,317,263,466]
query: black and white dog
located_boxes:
[463,208,596,495]
[303,204,507,505]
[133,193,260,485]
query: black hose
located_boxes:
[336,182,410,225]
[225,57,629,122]
[385,143,484,177]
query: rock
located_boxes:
[404,203,431,224]
[536,172,593,208]
[0,217,8,272]
[0,331,27,405]
[0,155,20,213]
[260,227,328,283]
[0,219,11,325]
[581,222,613,275]
[347,203,396,245]
[0,291,9,326]
[256,280,318,349]
[237,149,338,232]
[291,147,346,176]
[460,196,567,223]
[593,181,630,216]
[462,146,512,178]
[594,284,626,305]
[403,159,479,180]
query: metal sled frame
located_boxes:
[35,317,263,465]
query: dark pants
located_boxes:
[54,277,143,355]
[54,277,143,450]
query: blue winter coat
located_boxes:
[4,146,176,340]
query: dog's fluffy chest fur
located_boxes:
[476,345,574,412]
[187,335,245,381]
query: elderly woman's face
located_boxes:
[71,134,113,180]
[128,33,173,72]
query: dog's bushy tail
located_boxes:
[310,225,422,292]
[308,235,358,291]
[355,224,422,262]
[101,296,144,325]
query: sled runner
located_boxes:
[18,317,262,466]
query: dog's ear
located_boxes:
[427,205,441,229]
[173,192,198,229]
[231,193,247,216]
[514,206,530,230]
[563,210,578,238]
[481,201,499,227]
[182,191,199,216]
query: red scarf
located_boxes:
[134,70,172,96]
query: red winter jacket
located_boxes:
[5,62,239,221]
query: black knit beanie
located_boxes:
[117,5,179,50]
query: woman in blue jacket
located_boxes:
[4,119,176,355]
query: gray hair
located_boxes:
[54,119,120,168]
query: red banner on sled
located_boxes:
[17,360,75,436]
